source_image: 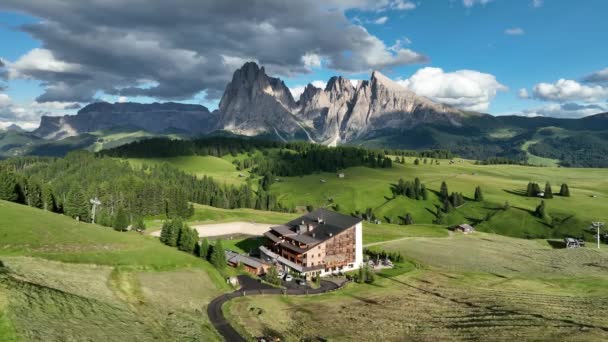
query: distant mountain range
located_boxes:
[2,62,608,167]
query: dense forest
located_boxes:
[528,135,608,168]
[100,137,466,176]
[0,151,286,229]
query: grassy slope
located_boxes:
[0,200,228,341]
[271,160,608,239]
[227,232,608,341]
[127,155,250,185]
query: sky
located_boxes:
[0,0,607,130]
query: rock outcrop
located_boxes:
[34,102,217,140]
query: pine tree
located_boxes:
[404,213,414,225]
[0,171,19,202]
[421,184,428,200]
[160,220,172,245]
[440,181,449,200]
[559,183,570,197]
[42,185,56,212]
[166,219,181,247]
[474,186,484,201]
[200,238,210,260]
[65,189,90,222]
[544,182,553,199]
[133,217,146,231]
[443,198,453,213]
[210,239,226,269]
[434,208,445,224]
[535,200,547,219]
[112,208,129,231]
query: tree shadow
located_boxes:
[235,236,267,256]
[464,216,484,225]
[546,240,565,249]
[503,189,528,197]
[425,207,438,218]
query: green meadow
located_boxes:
[0,200,228,341]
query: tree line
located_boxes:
[159,218,226,269]
[0,151,293,230]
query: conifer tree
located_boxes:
[133,217,146,231]
[65,189,90,222]
[0,171,19,202]
[404,213,414,225]
[535,200,547,219]
[421,184,428,200]
[42,185,56,212]
[434,208,445,224]
[200,238,210,260]
[559,183,570,197]
[474,186,484,201]
[440,181,449,200]
[210,239,226,269]
[544,182,553,199]
[112,208,130,231]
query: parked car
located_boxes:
[284,274,293,282]
[296,278,306,286]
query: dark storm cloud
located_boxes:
[0,0,427,103]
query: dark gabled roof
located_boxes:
[267,208,362,253]
[263,231,282,243]
[288,208,362,230]
[225,250,267,269]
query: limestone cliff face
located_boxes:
[296,70,465,144]
[34,102,216,140]
[217,62,301,138]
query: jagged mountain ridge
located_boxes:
[33,61,473,143]
[296,70,470,145]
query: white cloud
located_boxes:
[505,27,525,35]
[0,94,10,108]
[515,102,606,119]
[0,96,82,130]
[533,79,608,102]
[301,53,322,69]
[532,0,543,8]
[117,96,128,103]
[584,67,608,83]
[397,67,507,111]
[289,80,327,100]
[518,88,530,99]
[390,0,416,10]
[374,16,389,24]
[463,0,493,8]
[7,48,81,79]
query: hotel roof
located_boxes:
[267,208,362,250]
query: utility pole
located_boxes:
[591,222,605,249]
[90,197,101,224]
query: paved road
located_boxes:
[207,275,345,342]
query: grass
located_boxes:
[0,200,232,341]
[127,155,251,185]
[271,160,608,240]
[226,232,608,341]
[145,204,293,230]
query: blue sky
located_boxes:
[1,0,607,129]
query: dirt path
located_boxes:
[150,221,273,238]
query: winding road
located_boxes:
[207,275,346,341]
